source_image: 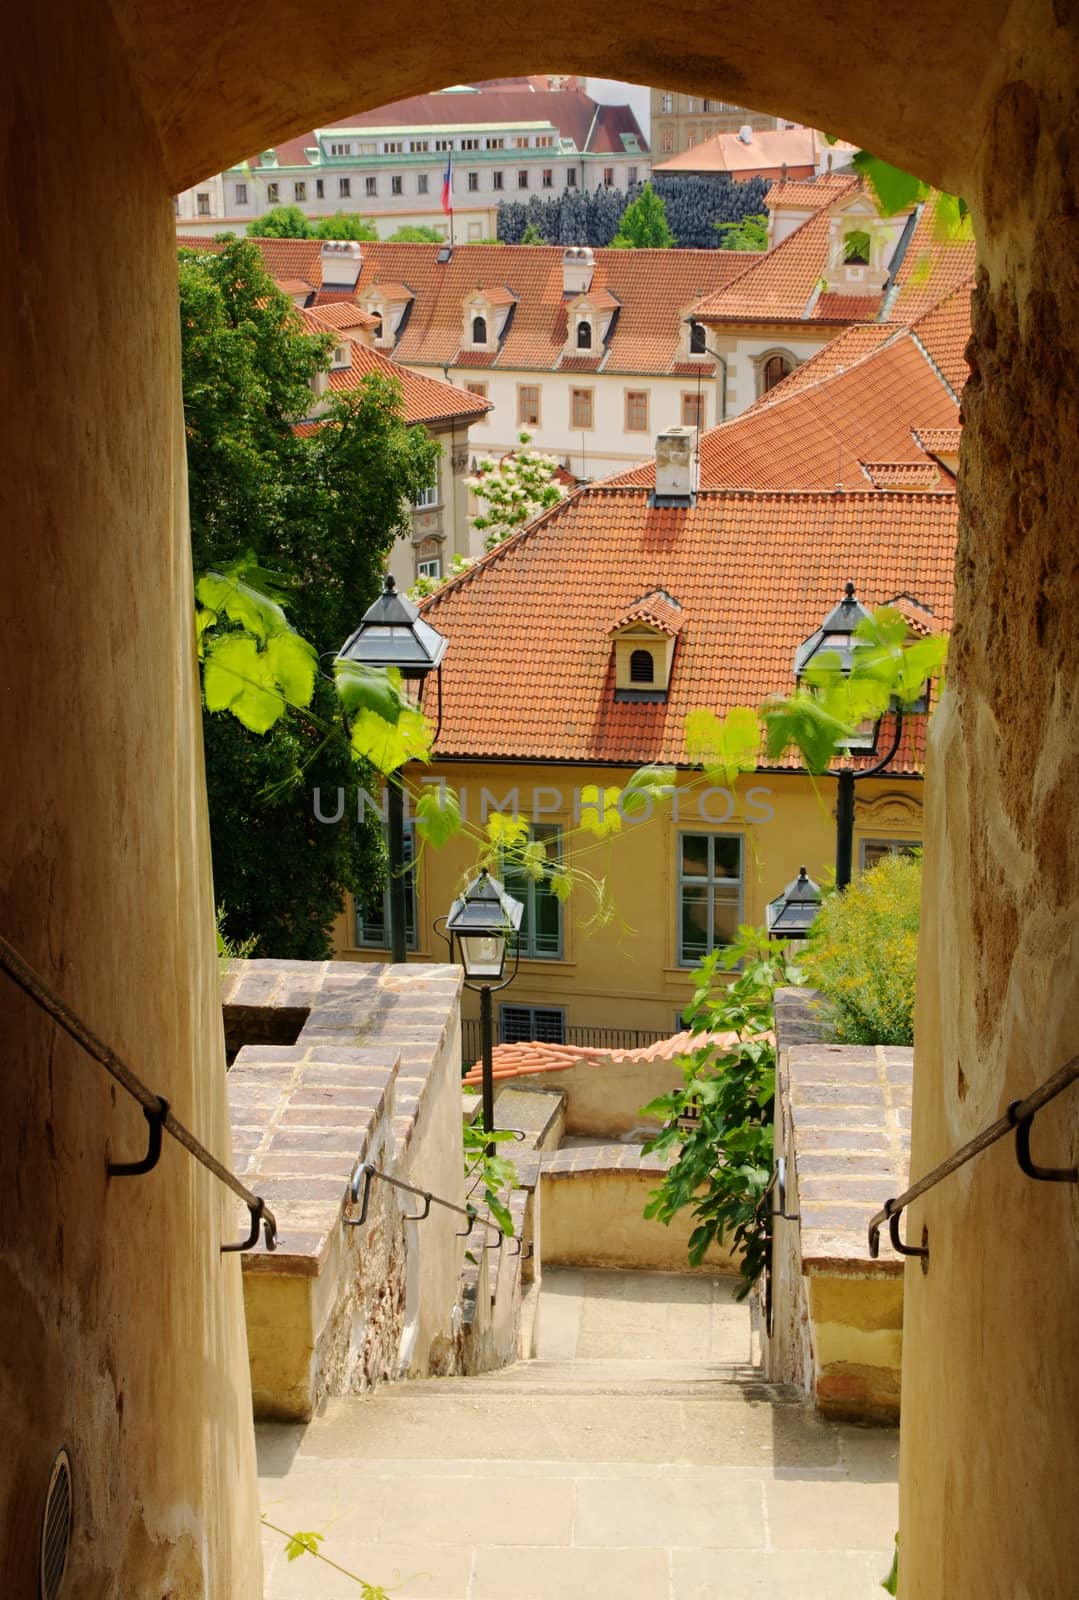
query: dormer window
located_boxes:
[472,314,488,345]
[331,342,350,370]
[609,590,684,700]
[756,349,797,398]
[844,229,871,266]
[690,321,707,355]
[576,319,592,350]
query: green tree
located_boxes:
[179,237,439,956]
[715,212,769,251]
[466,433,565,551]
[610,182,674,249]
[247,204,313,238]
[314,213,380,241]
[387,224,443,242]
[802,853,921,1045]
[519,221,546,244]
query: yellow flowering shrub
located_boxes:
[802,854,920,1045]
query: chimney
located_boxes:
[320,240,363,291]
[562,245,595,295]
[738,123,753,145]
[652,425,699,505]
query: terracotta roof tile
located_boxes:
[885,215,976,324]
[765,174,861,211]
[913,426,962,456]
[691,209,834,322]
[178,233,324,290]
[296,314,491,426]
[742,324,900,406]
[655,126,821,177]
[463,1029,744,1084]
[303,302,380,331]
[885,594,941,635]
[608,327,960,493]
[861,460,944,489]
[611,590,685,635]
[813,291,884,322]
[908,279,975,394]
[349,244,747,376]
[421,484,956,771]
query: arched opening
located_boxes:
[576,319,592,349]
[690,321,707,355]
[471,314,487,345]
[760,351,796,395]
[629,648,655,684]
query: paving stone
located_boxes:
[471,1544,670,1600]
[574,1471,765,1549]
[671,1548,887,1599]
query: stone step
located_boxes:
[367,1358,802,1403]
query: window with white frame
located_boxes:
[266,182,279,204]
[661,127,674,152]
[661,92,674,113]
[860,838,922,873]
[316,178,324,198]
[682,390,706,429]
[339,177,351,197]
[364,175,376,197]
[566,169,578,187]
[486,137,504,150]
[603,167,614,186]
[471,313,488,345]
[542,168,554,188]
[625,390,649,432]
[628,165,639,185]
[391,175,403,196]
[417,556,442,580]
[517,170,529,189]
[196,192,211,215]
[417,173,429,194]
[355,825,417,949]
[570,388,594,429]
[493,170,504,190]
[467,171,479,192]
[294,181,306,202]
[329,141,353,156]
[234,182,248,205]
[461,138,480,151]
[677,833,743,964]
[414,477,439,508]
[500,1004,565,1044]
[410,139,430,153]
[518,384,540,426]
[384,141,403,154]
[690,321,708,355]
[502,823,563,959]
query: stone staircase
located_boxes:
[258,1268,899,1600]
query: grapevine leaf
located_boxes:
[284,1530,324,1563]
[851,152,927,215]
[196,567,289,643]
[485,812,529,850]
[349,704,432,774]
[620,763,676,817]
[414,784,462,847]
[685,706,762,786]
[550,868,574,903]
[265,630,318,709]
[333,658,402,725]
[202,635,283,734]
[579,784,623,837]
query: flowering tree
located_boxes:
[467,433,566,552]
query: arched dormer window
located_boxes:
[472,314,488,345]
[760,351,795,396]
[629,648,655,684]
[843,229,871,266]
[690,321,707,355]
[576,319,592,350]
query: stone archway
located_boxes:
[2,3,1076,1595]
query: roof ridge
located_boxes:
[420,486,583,612]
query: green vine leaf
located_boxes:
[202,635,283,734]
[578,784,623,837]
[196,564,291,644]
[265,630,318,708]
[684,706,761,786]
[414,784,462,847]
[284,1530,325,1563]
[620,764,677,817]
[349,704,432,774]
[333,658,403,725]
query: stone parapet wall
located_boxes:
[765,988,911,1422]
[222,959,467,1420]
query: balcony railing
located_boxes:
[462,1018,671,1066]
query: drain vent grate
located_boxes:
[40,1450,72,1600]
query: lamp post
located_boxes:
[795,581,904,891]
[442,870,523,1148]
[766,866,823,942]
[338,574,447,962]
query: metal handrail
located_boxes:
[868,1052,1079,1265]
[346,1160,526,1254]
[0,932,277,1252]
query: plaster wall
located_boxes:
[0,4,260,1591]
[334,766,925,1037]
[541,1169,739,1273]
[711,328,841,416]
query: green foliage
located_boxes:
[463,1120,518,1237]
[610,182,674,249]
[882,1533,899,1595]
[180,237,438,956]
[407,552,474,600]
[496,173,769,250]
[684,707,762,787]
[216,905,257,970]
[459,237,504,246]
[285,1530,324,1561]
[467,433,566,550]
[387,224,443,242]
[715,212,768,251]
[802,854,921,1045]
[519,222,545,244]
[641,930,796,1296]
[246,204,313,238]
[315,213,380,240]
[262,1515,394,1595]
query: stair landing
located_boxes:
[258,1268,898,1599]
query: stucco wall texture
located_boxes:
[3,1,1077,1594]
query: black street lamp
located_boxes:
[442,870,523,1148]
[766,866,823,941]
[795,581,904,891]
[339,575,447,962]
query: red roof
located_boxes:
[297,310,490,427]
[303,302,380,331]
[765,174,860,212]
[654,126,821,177]
[349,243,748,375]
[464,1029,744,1084]
[178,234,324,293]
[741,323,900,405]
[610,325,962,493]
[908,279,975,394]
[611,590,686,635]
[421,485,956,770]
[254,88,648,167]
[914,426,963,457]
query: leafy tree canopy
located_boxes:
[246,205,312,238]
[610,182,674,249]
[715,212,769,251]
[313,213,380,240]
[179,238,439,957]
[386,224,443,242]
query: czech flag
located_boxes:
[441,152,453,215]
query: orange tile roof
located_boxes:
[741,323,900,406]
[813,291,883,322]
[609,327,960,493]
[765,174,860,212]
[886,594,942,636]
[884,215,976,324]
[303,302,380,331]
[610,590,685,635]
[907,279,975,395]
[366,281,415,302]
[654,126,821,177]
[463,1029,744,1084]
[913,426,962,456]
[861,460,945,490]
[691,208,837,322]
[349,243,748,376]
[178,233,324,292]
[297,312,491,427]
[421,485,956,771]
